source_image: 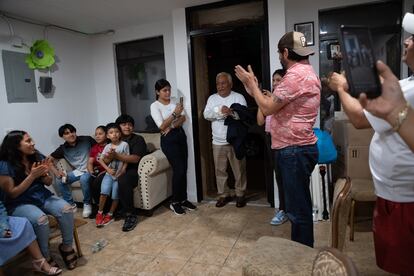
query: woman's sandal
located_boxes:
[46,257,59,269]
[32,258,62,275]
[58,243,78,270]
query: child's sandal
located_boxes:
[58,244,78,270]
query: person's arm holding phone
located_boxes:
[328,72,371,129]
[359,61,414,152]
[339,26,382,99]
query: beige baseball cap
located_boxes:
[278,31,314,57]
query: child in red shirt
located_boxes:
[88,126,107,176]
[87,126,107,216]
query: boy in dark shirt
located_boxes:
[100,115,147,232]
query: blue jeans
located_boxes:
[101,173,119,200]
[11,196,74,258]
[56,171,91,204]
[275,144,318,247]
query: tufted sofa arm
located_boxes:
[134,148,172,210]
[55,158,73,172]
[138,149,170,177]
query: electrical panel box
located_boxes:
[2,50,37,103]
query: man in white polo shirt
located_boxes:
[203,72,247,208]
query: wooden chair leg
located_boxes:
[73,227,82,257]
[350,199,356,241]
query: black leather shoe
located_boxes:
[215,196,232,208]
[236,196,246,208]
[122,214,138,232]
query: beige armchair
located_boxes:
[54,132,172,213]
[242,178,352,276]
[312,247,359,276]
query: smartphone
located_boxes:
[179,96,183,105]
[338,25,381,99]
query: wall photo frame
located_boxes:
[294,22,314,46]
[327,42,341,60]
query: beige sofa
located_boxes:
[54,132,172,212]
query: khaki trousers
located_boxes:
[212,144,247,197]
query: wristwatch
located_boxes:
[393,102,410,131]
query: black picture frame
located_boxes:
[327,42,340,60]
[294,22,314,46]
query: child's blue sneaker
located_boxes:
[270,210,288,225]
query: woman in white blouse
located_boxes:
[150,79,197,215]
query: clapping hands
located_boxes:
[234,65,259,97]
[30,160,51,179]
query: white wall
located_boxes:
[172,8,197,202]
[267,0,285,80]
[267,0,285,208]
[0,19,97,154]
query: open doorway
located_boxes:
[187,0,273,205]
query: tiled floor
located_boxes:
[4,202,394,275]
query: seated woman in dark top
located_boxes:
[0,131,77,270]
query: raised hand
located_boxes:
[30,162,49,179]
[234,65,258,97]
[174,103,184,115]
[328,72,349,93]
[359,61,406,122]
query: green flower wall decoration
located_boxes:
[25,40,55,69]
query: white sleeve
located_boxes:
[203,95,224,121]
[102,144,111,155]
[238,93,247,106]
[150,102,164,128]
[123,142,130,155]
[363,110,392,133]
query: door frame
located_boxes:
[185,0,270,202]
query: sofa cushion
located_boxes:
[138,132,161,152]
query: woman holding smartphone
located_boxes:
[150,79,196,215]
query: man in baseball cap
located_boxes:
[277,31,315,57]
[235,30,320,248]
